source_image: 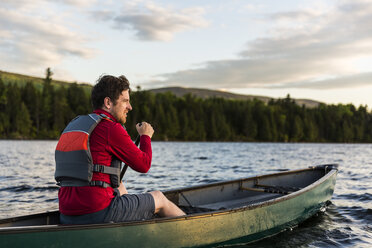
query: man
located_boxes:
[55,75,185,224]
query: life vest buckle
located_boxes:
[93,164,105,173]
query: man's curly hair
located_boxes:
[91,75,131,110]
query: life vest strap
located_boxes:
[92,164,121,175]
[57,178,112,188]
[89,181,111,188]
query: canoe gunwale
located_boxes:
[166,163,338,195]
[0,165,338,234]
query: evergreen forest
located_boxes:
[0,69,371,142]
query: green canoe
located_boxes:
[0,164,338,247]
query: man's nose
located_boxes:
[127,103,132,111]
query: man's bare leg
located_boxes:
[150,191,186,217]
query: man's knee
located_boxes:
[150,191,185,217]
[150,190,168,208]
[150,190,165,201]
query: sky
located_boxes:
[1,0,372,108]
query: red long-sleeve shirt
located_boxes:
[58,109,152,215]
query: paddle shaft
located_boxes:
[119,133,141,181]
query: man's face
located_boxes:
[109,90,132,124]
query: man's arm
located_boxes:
[108,122,153,173]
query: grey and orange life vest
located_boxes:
[55,113,121,188]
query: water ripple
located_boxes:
[337,193,372,202]
[0,185,59,192]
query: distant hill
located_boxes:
[149,87,322,108]
[0,70,92,93]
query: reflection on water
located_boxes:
[0,141,371,247]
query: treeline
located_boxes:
[126,91,372,142]
[1,70,372,142]
[0,69,90,139]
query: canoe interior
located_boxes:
[0,164,337,228]
[168,165,335,213]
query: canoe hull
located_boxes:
[0,166,337,247]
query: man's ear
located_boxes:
[103,97,112,110]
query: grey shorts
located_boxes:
[60,192,155,225]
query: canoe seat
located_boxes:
[197,193,281,210]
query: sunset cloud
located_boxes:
[93,2,209,41]
[153,0,372,90]
[0,3,95,76]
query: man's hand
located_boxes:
[117,181,128,196]
[136,122,154,138]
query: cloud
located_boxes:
[2,0,96,8]
[93,2,209,41]
[153,0,372,90]
[0,3,95,76]
[58,0,97,7]
[271,72,372,89]
[1,0,96,9]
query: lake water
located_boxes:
[0,140,371,247]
